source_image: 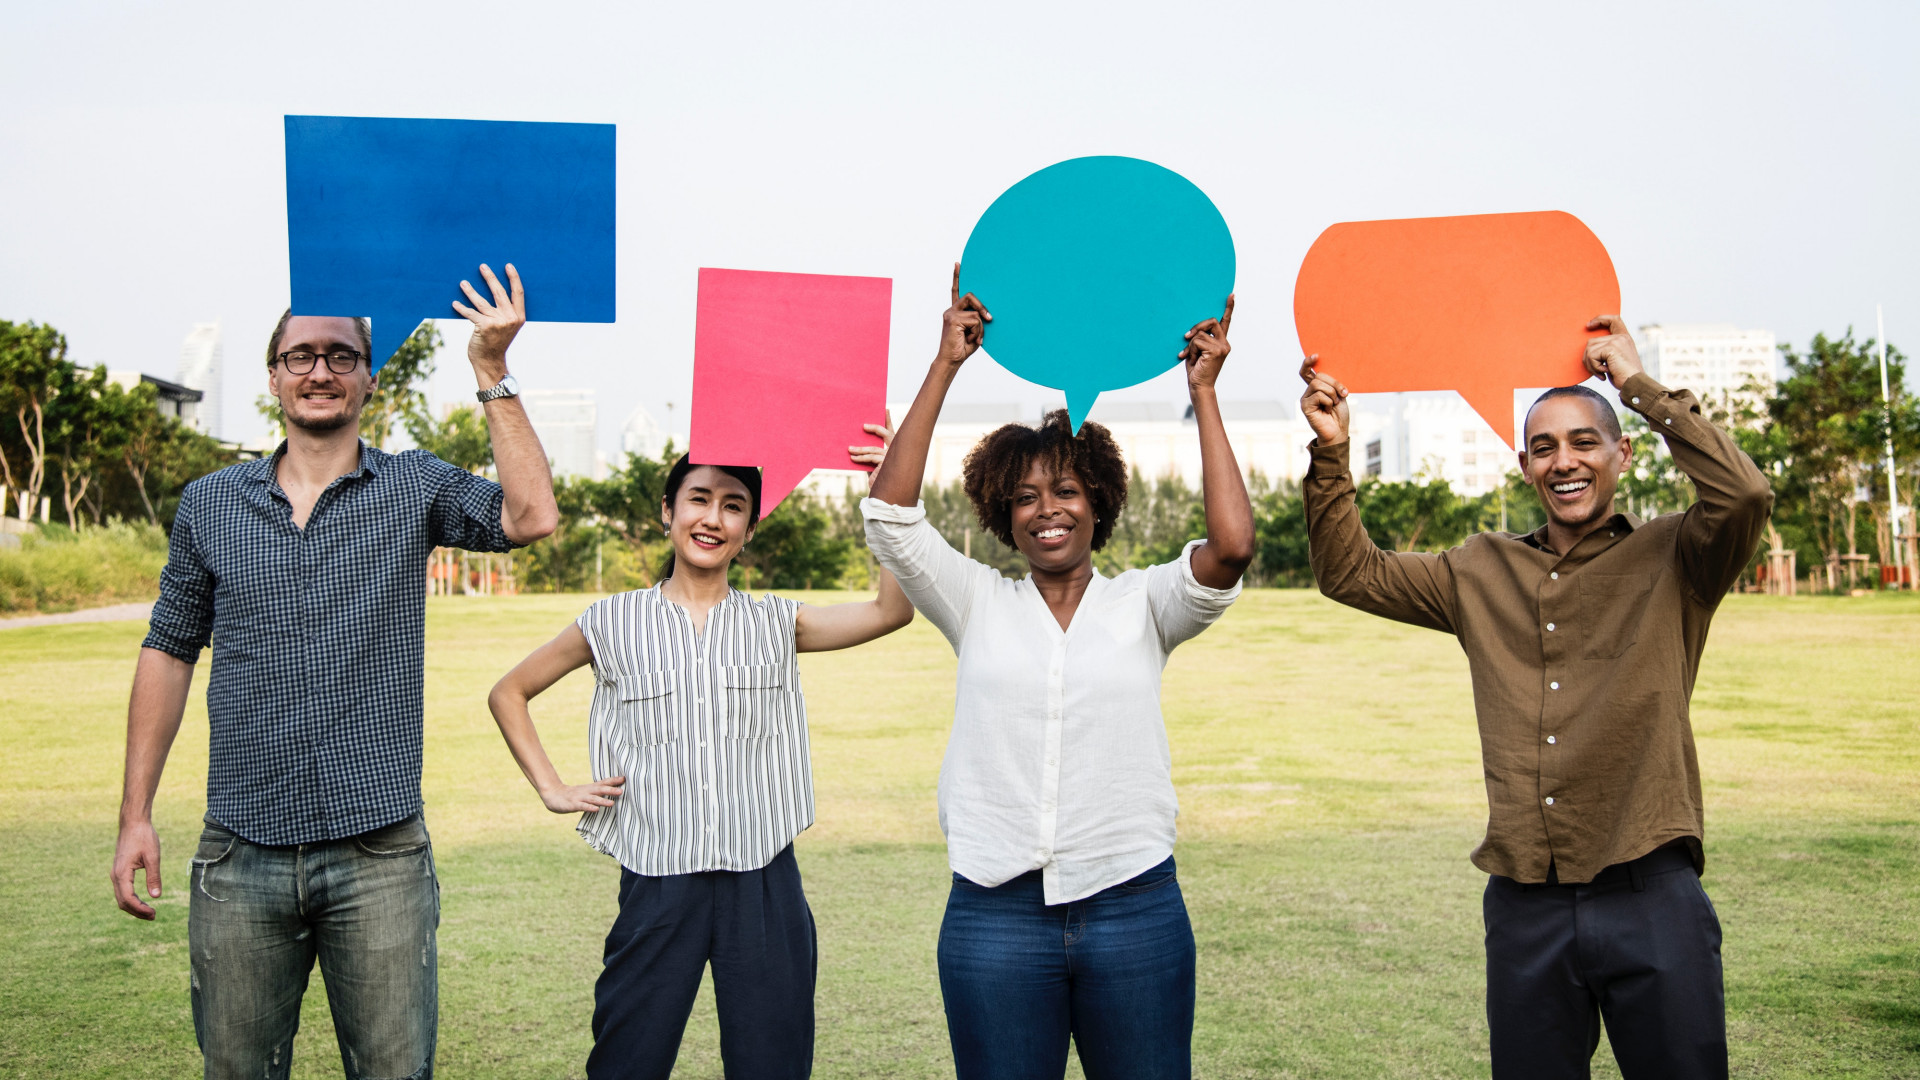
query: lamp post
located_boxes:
[1877,305,1905,589]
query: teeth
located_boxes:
[1037,528,1067,539]
[1551,480,1589,493]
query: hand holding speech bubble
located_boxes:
[688,268,892,519]
[1293,210,1619,449]
[286,115,616,372]
[958,156,1235,432]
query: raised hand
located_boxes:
[1299,354,1351,446]
[1584,315,1644,389]
[849,409,894,485]
[539,775,626,814]
[453,262,528,379]
[1181,295,1235,391]
[937,263,992,367]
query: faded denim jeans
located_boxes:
[187,812,439,1080]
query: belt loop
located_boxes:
[1628,858,1646,893]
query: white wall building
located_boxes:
[1637,323,1776,416]
[522,389,598,479]
[621,403,675,461]
[1359,392,1519,496]
[176,321,223,437]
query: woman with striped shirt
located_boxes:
[488,443,912,1080]
[862,267,1255,1080]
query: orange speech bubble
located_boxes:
[1293,210,1619,448]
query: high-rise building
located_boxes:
[622,403,673,461]
[1637,323,1776,418]
[522,389,598,478]
[176,321,223,437]
[1361,392,1519,496]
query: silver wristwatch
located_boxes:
[476,373,520,403]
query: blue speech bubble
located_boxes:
[958,156,1235,431]
[286,115,616,373]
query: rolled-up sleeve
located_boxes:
[1146,538,1243,652]
[420,452,514,552]
[861,497,996,652]
[142,482,214,663]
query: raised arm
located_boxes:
[1583,316,1773,601]
[797,416,916,651]
[453,262,559,544]
[1180,297,1255,588]
[487,624,625,814]
[1299,356,1459,633]
[869,263,990,508]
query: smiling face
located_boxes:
[1520,394,1633,536]
[1008,459,1096,574]
[267,315,375,433]
[661,466,756,575]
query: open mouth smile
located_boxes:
[1031,524,1072,547]
[691,531,725,550]
[1549,478,1592,501]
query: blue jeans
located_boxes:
[937,856,1195,1080]
[186,813,440,1080]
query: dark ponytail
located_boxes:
[657,454,763,581]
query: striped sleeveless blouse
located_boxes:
[574,584,813,875]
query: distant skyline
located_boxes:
[4,2,1916,458]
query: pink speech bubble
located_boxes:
[688,268,892,518]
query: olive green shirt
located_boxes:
[1304,373,1773,884]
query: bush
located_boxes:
[0,522,169,615]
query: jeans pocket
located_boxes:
[1117,861,1178,895]
[351,815,431,858]
[191,824,239,869]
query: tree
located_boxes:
[1353,472,1492,552]
[0,321,70,520]
[45,366,143,528]
[1767,330,1908,577]
[363,322,442,449]
[735,497,854,590]
[406,404,493,475]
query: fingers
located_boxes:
[957,292,991,320]
[505,263,526,314]
[951,262,961,307]
[478,263,510,308]
[457,278,491,314]
[1586,314,1625,335]
[1298,354,1319,383]
[451,300,478,321]
[1220,293,1236,334]
[113,851,157,919]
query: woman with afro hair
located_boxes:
[863,265,1255,1080]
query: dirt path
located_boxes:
[0,601,153,631]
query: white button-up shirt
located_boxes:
[863,498,1240,903]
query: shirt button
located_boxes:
[1546,623,1555,632]
[1550,681,1560,690]
[1544,796,1556,806]
[1663,417,1672,425]
[1550,572,1559,580]
[1046,758,1056,767]
[1631,396,1640,405]
[1547,735,1557,744]
[699,740,707,748]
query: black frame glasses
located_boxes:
[276,349,365,375]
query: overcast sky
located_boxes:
[3,1,1915,451]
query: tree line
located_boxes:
[7,316,1915,592]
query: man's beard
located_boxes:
[284,397,359,433]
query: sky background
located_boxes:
[3,1,1916,454]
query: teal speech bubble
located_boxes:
[958,156,1235,432]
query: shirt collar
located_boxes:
[246,438,381,484]
[1517,511,1639,553]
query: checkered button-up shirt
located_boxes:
[143,441,515,845]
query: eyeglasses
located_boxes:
[276,349,365,375]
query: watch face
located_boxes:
[500,374,519,394]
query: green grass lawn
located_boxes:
[1,590,1915,1078]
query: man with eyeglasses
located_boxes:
[111,264,559,1080]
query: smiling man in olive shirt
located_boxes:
[1299,316,1772,1079]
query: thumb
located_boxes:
[146,852,162,899]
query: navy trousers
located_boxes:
[586,845,815,1080]
[1484,844,1728,1079]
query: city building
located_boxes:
[621,403,675,461]
[1360,392,1519,496]
[176,321,223,437]
[522,388,598,478]
[106,371,205,427]
[1637,323,1777,418]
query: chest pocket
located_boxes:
[721,663,788,739]
[1576,573,1659,660]
[607,670,679,748]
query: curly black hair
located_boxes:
[961,409,1130,552]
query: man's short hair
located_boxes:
[1525,385,1622,442]
[265,310,373,369]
